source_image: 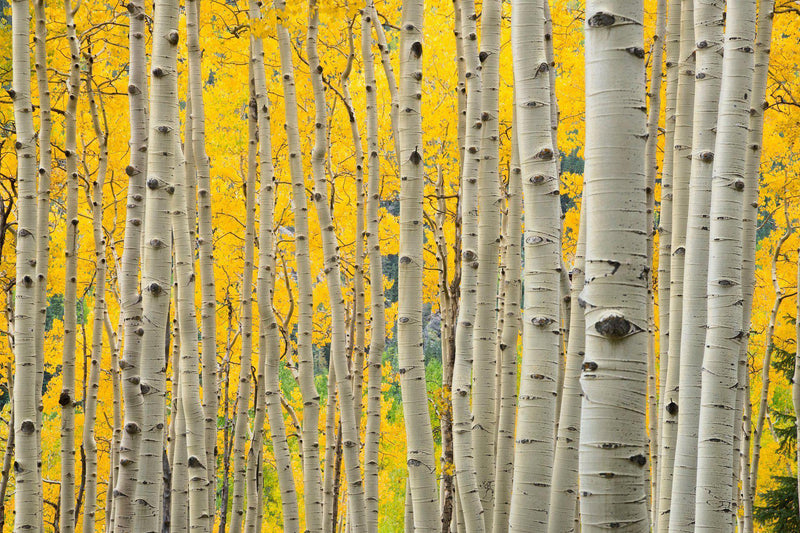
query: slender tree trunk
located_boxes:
[82,60,109,533]
[113,0,148,524]
[644,0,666,521]
[452,0,484,527]
[492,141,521,533]
[271,4,324,530]
[397,0,440,529]
[472,2,502,524]
[748,222,792,517]
[0,369,14,532]
[169,325,189,533]
[693,1,757,529]
[739,3,776,529]
[362,7,385,532]
[186,0,219,505]
[580,2,649,531]
[795,249,800,522]
[547,203,586,533]
[667,2,724,531]
[132,0,180,526]
[62,1,82,529]
[509,0,561,529]
[656,3,695,529]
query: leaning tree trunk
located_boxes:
[509,0,561,530]
[11,0,43,526]
[397,0,440,530]
[693,0,757,529]
[666,2,724,531]
[62,0,82,529]
[580,2,649,531]
[131,0,180,527]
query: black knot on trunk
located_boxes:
[148,282,163,296]
[410,41,422,58]
[535,148,554,161]
[666,401,678,415]
[20,420,35,435]
[626,47,645,58]
[147,178,159,190]
[59,391,71,406]
[732,179,745,191]
[595,312,639,339]
[587,12,616,27]
[583,361,598,372]
[698,151,714,162]
[479,51,488,63]
[187,456,204,469]
[125,165,137,176]
[630,454,647,466]
[125,422,141,434]
[167,30,179,45]
[410,147,422,165]
[152,67,165,78]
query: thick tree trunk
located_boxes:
[580,2,649,531]
[132,0,180,527]
[693,1,757,529]
[509,0,561,529]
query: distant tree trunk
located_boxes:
[667,2,724,531]
[580,2,649,531]
[397,0,440,529]
[795,250,800,522]
[509,0,561,529]
[132,0,180,526]
[693,0,757,529]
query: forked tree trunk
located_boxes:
[693,0,757,529]
[580,2,649,531]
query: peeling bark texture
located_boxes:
[397,0,440,530]
[580,2,649,531]
[667,2,724,531]
[693,0,757,529]
[131,0,180,527]
[510,0,561,529]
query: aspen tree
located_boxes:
[580,1,649,530]
[361,8,385,531]
[492,141,521,533]
[0,370,13,533]
[82,59,108,533]
[794,250,800,516]
[656,0,681,473]
[229,48,258,533]
[32,0,51,443]
[186,0,218,495]
[397,0,440,529]
[643,0,666,518]
[452,0,484,527]
[131,0,180,526]
[306,2,368,528]
[105,312,122,533]
[739,3,776,528]
[113,0,148,524]
[548,205,586,533]
[62,0,82,529]
[169,304,188,533]
[656,3,695,528]
[749,223,792,511]
[172,129,212,533]
[509,0,561,528]
[472,0,502,521]
[693,0,757,528]
[322,363,338,533]
[667,2,724,530]
[272,1,323,529]
[11,0,43,525]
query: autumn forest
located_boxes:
[1,0,800,531]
